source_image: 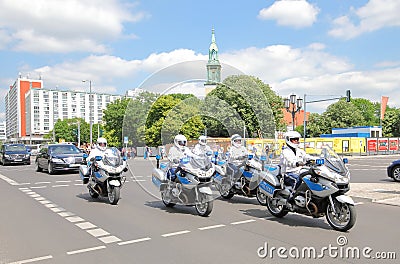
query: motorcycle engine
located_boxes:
[294,195,306,207]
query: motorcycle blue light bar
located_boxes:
[248,154,254,160]
[95,156,102,161]
[316,159,324,165]
[155,155,161,160]
[343,158,348,164]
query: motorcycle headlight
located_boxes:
[334,173,349,184]
[4,154,10,158]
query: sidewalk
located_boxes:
[349,182,400,207]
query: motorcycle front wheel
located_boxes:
[326,201,356,232]
[161,190,176,207]
[88,186,99,198]
[195,194,213,217]
[108,186,120,205]
[219,183,234,199]
[266,197,288,218]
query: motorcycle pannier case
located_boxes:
[79,165,90,184]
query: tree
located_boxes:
[351,98,380,126]
[103,98,131,147]
[204,75,282,138]
[382,107,400,137]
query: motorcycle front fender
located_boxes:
[335,195,355,205]
[109,179,121,187]
[198,186,213,195]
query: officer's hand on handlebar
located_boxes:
[296,161,305,167]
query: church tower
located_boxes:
[204,28,221,94]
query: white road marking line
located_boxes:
[58,212,74,217]
[87,228,110,237]
[66,216,84,223]
[34,197,45,201]
[161,230,191,237]
[8,255,53,263]
[26,192,36,195]
[31,186,46,189]
[44,203,57,208]
[39,200,52,204]
[76,222,97,230]
[132,179,146,182]
[66,246,106,255]
[35,181,50,184]
[0,174,18,185]
[29,194,41,198]
[56,180,71,183]
[74,183,84,186]
[50,207,64,213]
[354,202,364,205]
[118,237,151,246]
[98,236,121,244]
[52,184,69,188]
[19,187,30,191]
[231,219,257,225]
[198,224,226,230]
[19,183,31,185]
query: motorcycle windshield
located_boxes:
[103,147,123,167]
[318,146,347,175]
[182,154,212,171]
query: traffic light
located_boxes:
[346,90,351,102]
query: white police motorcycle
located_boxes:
[213,153,269,205]
[80,147,128,205]
[152,153,215,217]
[259,145,356,231]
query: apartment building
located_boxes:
[4,77,123,143]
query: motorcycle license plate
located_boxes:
[15,159,22,162]
[69,164,80,167]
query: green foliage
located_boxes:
[351,98,379,126]
[103,98,131,147]
[204,75,281,138]
[382,108,400,137]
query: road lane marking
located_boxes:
[66,216,85,223]
[354,202,364,205]
[52,184,69,188]
[198,224,226,230]
[31,186,46,189]
[0,173,19,185]
[231,219,256,225]
[99,236,121,244]
[50,207,65,213]
[44,203,57,208]
[34,197,45,201]
[76,222,97,230]
[66,246,106,255]
[56,180,71,183]
[87,228,110,237]
[8,255,53,264]
[35,181,51,184]
[58,212,75,217]
[118,237,151,246]
[161,230,191,237]
[39,200,52,204]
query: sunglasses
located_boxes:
[290,138,299,142]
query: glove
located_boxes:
[296,161,305,167]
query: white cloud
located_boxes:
[12,45,400,114]
[0,0,146,53]
[329,0,400,39]
[258,0,319,28]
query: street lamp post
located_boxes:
[284,94,303,131]
[82,80,92,146]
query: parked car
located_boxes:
[387,159,400,182]
[0,143,31,165]
[35,143,84,174]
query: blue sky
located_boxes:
[1,0,400,117]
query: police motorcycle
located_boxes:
[213,152,269,205]
[260,145,356,232]
[80,147,128,205]
[152,153,215,217]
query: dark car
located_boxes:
[35,143,84,174]
[0,143,31,165]
[387,159,400,182]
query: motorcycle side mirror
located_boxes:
[155,155,161,160]
[343,158,348,164]
[123,156,127,161]
[95,156,102,161]
[316,159,324,165]
[213,151,219,157]
[83,153,88,160]
[260,155,267,161]
[248,154,254,160]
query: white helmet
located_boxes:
[96,137,107,151]
[199,135,207,146]
[174,134,187,151]
[231,134,242,148]
[285,131,301,149]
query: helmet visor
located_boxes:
[178,140,187,146]
[290,138,299,142]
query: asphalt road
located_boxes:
[0,157,399,264]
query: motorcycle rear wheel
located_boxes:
[219,184,234,199]
[108,186,120,205]
[326,201,356,232]
[266,197,288,218]
[161,191,176,207]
